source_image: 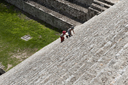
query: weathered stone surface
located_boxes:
[67,0,94,7]
[0,0,127,85]
[35,0,88,23]
[74,0,94,6]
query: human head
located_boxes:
[62,31,66,35]
[71,25,74,30]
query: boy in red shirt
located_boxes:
[60,31,66,43]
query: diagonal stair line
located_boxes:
[89,42,128,85]
[93,0,112,8]
[112,65,128,85]
[89,33,127,84]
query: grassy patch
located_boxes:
[0,1,61,71]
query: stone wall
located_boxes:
[35,0,88,23]
[67,0,94,7]
[74,0,94,6]
[5,0,24,9]
[5,0,72,30]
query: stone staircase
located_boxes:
[89,0,114,15]
[32,0,114,23]
[28,1,81,27]
[5,0,114,30]
[1,0,127,85]
[33,0,88,23]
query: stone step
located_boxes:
[65,0,93,7]
[90,55,128,85]
[44,18,127,84]
[90,3,107,12]
[73,2,128,84]
[93,0,112,8]
[88,7,101,15]
[90,15,128,83]
[98,0,114,6]
[32,37,101,84]
[73,40,128,85]
[73,43,116,84]
[26,1,81,30]
[113,65,128,85]
[56,19,127,82]
[88,0,114,16]
[89,30,128,84]
[34,0,88,23]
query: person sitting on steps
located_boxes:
[67,26,75,37]
[60,31,66,43]
[60,33,64,43]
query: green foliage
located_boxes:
[0,2,60,71]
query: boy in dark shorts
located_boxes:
[67,26,75,37]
